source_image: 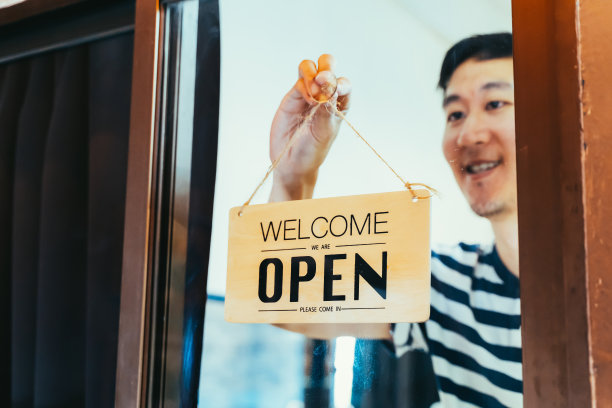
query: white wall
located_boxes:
[208,0,512,295]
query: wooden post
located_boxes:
[513,0,612,406]
[578,1,612,405]
[115,0,162,406]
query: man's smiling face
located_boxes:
[442,57,517,219]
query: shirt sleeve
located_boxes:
[389,322,429,358]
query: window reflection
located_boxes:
[200,298,306,407]
[184,0,514,407]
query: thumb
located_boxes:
[314,71,337,102]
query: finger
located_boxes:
[296,79,318,104]
[316,55,337,100]
[314,71,337,102]
[336,77,352,96]
[337,93,351,112]
[317,54,336,74]
[298,59,317,79]
[277,79,316,115]
[299,59,321,100]
[336,78,351,112]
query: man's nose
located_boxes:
[456,113,490,146]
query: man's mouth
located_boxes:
[464,160,502,175]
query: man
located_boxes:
[270,33,521,407]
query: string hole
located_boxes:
[412,197,418,203]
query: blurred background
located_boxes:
[208,0,512,296]
[199,0,512,407]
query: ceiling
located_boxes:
[398,0,513,43]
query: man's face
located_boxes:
[442,57,517,219]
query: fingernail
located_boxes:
[315,71,334,85]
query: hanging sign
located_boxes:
[225,189,431,323]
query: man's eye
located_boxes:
[447,111,464,122]
[485,100,506,110]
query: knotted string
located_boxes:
[328,105,438,198]
[239,94,437,215]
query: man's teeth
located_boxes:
[466,161,500,174]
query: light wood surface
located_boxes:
[225,190,430,323]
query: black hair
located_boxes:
[438,33,513,91]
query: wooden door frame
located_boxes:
[513,0,612,406]
[107,0,612,406]
[0,0,87,25]
[512,0,590,402]
[114,0,162,406]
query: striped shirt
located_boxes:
[392,243,522,407]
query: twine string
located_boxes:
[239,97,437,215]
[239,106,318,215]
[327,104,437,198]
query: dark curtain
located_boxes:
[1,33,133,407]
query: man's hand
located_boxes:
[269,54,351,202]
[266,57,392,341]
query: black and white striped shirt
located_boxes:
[392,243,522,407]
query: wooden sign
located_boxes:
[225,190,431,323]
